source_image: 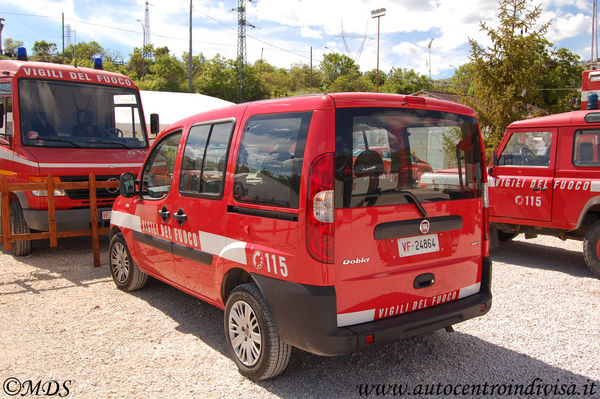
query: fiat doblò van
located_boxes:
[109,93,492,380]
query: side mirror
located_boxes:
[150,113,159,136]
[0,103,4,129]
[488,150,499,176]
[119,172,138,198]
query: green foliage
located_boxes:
[31,41,58,62]
[319,53,360,89]
[381,68,433,94]
[3,38,24,57]
[467,0,551,149]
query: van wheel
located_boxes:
[497,231,518,242]
[9,201,31,256]
[583,221,600,278]
[109,232,148,291]
[224,283,291,380]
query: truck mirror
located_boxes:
[150,113,159,136]
[0,103,4,129]
[492,150,499,165]
[119,172,138,198]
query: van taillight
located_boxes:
[307,153,334,263]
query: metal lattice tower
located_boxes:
[236,0,250,65]
[233,0,254,94]
[144,1,151,48]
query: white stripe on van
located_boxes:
[458,282,481,299]
[487,177,496,187]
[198,231,248,266]
[110,211,142,232]
[337,309,376,328]
[111,211,250,265]
[336,281,482,327]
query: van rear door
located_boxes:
[333,106,485,327]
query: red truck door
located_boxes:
[490,129,556,222]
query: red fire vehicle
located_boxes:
[488,109,600,278]
[0,54,156,255]
[581,69,600,110]
[109,93,492,380]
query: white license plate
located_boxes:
[102,210,112,221]
[397,234,440,257]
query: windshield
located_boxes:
[18,79,147,149]
[335,107,483,208]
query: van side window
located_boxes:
[141,131,182,199]
[498,131,552,167]
[180,121,234,197]
[234,112,312,209]
[573,130,600,166]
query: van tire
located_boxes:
[109,232,148,291]
[583,221,600,278]
[224,283,291,380]
[9,201,31,256]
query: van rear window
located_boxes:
[335,107,482,208]
[234,112,311,209]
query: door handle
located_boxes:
[173,208,187,226]
[532,187,547,191]
[157,206,170,222]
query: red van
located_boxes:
[109,93,492,380]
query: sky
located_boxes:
[0,0,595,79]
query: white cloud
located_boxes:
[300,26,322,39]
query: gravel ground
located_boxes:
[1,235,599,398]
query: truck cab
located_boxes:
[488,110,600,278]
[0,58,151,255]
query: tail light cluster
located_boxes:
[306,152,334,263]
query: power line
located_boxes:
[0,9,319,63]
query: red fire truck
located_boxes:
[0,54,156,255]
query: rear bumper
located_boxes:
[253,257,492,356]
[22,207,113,232]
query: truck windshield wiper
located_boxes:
[36,137,80,148]
[353,189,427,217]
[79,139,130,148]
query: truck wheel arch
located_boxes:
[576,197,600,230]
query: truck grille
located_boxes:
[61,175,121,200]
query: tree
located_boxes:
[364,69,387,88]
[328,72,374,92]
[64,41,105,66]
[194,55,239,102]
[32,41,58,62]
[467,0,550,148]
[381,68,433,94]
[3,38,24,57]
[534,47,582,113]
[450,63,476,96]
[319,53,360,89]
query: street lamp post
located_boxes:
[137,19,146,80]
[371,8,386,92]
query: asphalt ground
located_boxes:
[0,235,599,398]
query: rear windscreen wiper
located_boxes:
[353,189,427,217]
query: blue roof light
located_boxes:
[17,47,28,61]
[94,57,103,70]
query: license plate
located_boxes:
[102,210,112,221]
[397,234,440,257]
